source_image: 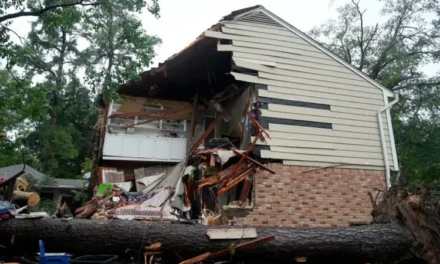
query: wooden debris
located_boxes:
[179,252,211,264]
[207,228,257,239]
[231,148,275,174]
[218,167,253,195]
[127,108,193,128]
[145,242,162,251]
[207,235,275,260]
[247,111,271,140]
[190,98,237,153]
[10,191,40,207]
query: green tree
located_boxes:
[311,0,440,185]
[15,6,95,178]
[82,0,161,101]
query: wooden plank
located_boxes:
[120,95,193,109]
[218,167,253,195]
[261,150,385,166]
[232,72,383,99]
[127,108,193,128]
[232,148,275,174]
[207,228,257,240]
[234,58,375,88]
[247,111,271,139]
[207,236,275,260]
[190,98,237,153]
[179,252,211,264]
[190,92,199,140]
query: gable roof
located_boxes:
[220,6,395,98]
[0,164,87,189]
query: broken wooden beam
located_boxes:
[126,108,193,128]
[206,235,275,260]
[218,167,253,195]
[190,98,237,153]
[247,111,271,140]
[231,148,276,174]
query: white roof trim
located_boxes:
[229,7,395,97]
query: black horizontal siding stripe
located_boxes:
[259,116,332,129]
[258,96,331,110]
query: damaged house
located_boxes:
[91,5,398,227]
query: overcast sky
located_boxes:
[7,0,436,75]
[140,0,382,66]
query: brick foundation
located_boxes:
[238,163,386,227]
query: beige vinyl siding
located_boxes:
[261,150,385,167]
[223,22,300,37]
[259,88,384,111]
[205,21,396,169]
[206,30,367,80]
[233,72,382,100]
[234,58,371,87]
[267,124,389,143]
[220,42,333,61]
[223,21,291,31]
[219,44,344,68]
[282,160,385,171]
[253,137,392,154]
[260,109,389,131]
[267,104,381,123]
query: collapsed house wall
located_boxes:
[237,164,386,227]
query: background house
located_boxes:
[0,164,87,207]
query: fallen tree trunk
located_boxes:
[0,219,414,262]
[10,191,40,207]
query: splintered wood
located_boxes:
[192,110,274,216]
[179,235,275,264]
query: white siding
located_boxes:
[205,19,396,169]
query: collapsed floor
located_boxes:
[78,109,275,225]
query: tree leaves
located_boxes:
[312,0,440,187]
[0,0,160,179]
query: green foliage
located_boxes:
[312,0,440,187]
[0,0,160,180]
[82,0,161,101]
[31,198,57,215]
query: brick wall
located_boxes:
[238,163,386,227]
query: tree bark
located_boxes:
[0,219,414,262]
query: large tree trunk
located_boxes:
[0,219,414,262]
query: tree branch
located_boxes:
[0,1,101,23]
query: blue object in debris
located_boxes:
[39,240,72,264]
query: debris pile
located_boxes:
[76,112,275,224]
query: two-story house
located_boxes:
[93,5,398,227]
